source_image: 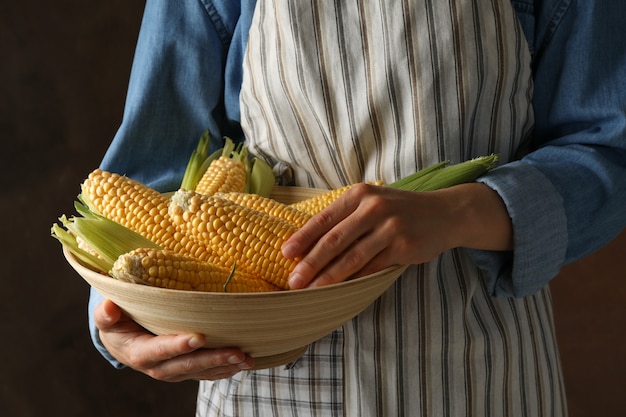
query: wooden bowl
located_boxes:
[66,186,408,369]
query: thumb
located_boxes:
[94,299,123,330]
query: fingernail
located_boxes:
[288,272,304,289]
[281,241,297,258]
[188,336,204,349]
[227,354,243,364]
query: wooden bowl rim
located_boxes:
[65,247,407,298]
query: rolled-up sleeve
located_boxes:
[470,1,626,297]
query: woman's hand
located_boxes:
[282,182,513,289]
[94,299,254,381]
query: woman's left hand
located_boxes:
[281,182,513,289]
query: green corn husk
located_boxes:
[51,221,111,274]
[247,157,275,197]
[52,200,161,274]
[180,130,212,190]
[414,154,499,192]
[389,154,499,192]
[388,160,449,190]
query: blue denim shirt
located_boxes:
[90,0,626,365]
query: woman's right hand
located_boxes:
[94,299,255,382]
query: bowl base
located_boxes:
[251,345,308,370]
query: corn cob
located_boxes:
[195,155,247,196]
[181,132,276,197]
[291,181,384,216]
[112,248,280,293]
[168,189,298,289]
[81,169,172,241]
[80,169,214,262]
[216,192,312,228]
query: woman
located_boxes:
[89,0,626,415]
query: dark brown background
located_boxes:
[1,1,624,416]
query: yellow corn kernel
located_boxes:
[195,156,247,196]
[291,180,384,216]
[169,190,298,290]
[216,192,311,227]
[112,248,280,292]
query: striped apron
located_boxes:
[196,0,567,416]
